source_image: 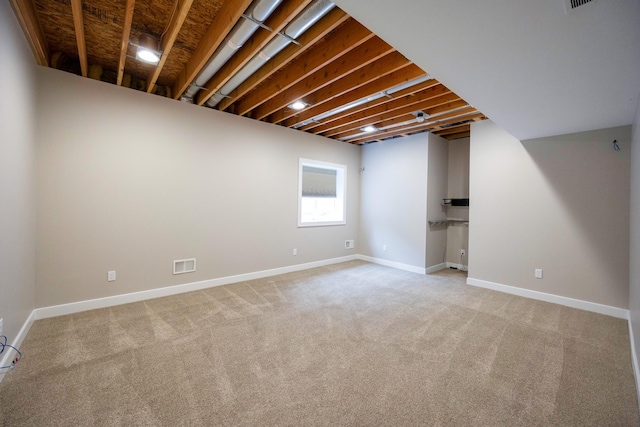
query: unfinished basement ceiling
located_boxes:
[9,0,486,144]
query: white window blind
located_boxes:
[301,166,337,198]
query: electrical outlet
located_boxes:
[383,244,387,251]
[535,268,543,279]
[460,249,466,256]
[293,248,297,256]
[345,240,354,249]
[107,270,116,282]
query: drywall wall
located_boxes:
[0,2,37,341]
[445,138,469,267]
[469,120,631,309]
[629,97,640,403]
[359,134,427,269]
[35,67,360,307]
[426,133,448,269]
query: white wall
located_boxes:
[0,2,37,341]
[469,120,631,309]
[359,134,427,270]
[35,67,360,308]
[426,133,448,269]
[629,97,640,403]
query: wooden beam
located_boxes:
[147,0,194,93]
[434,124,473,136]
[217,7,348,112]
[70,0,87,76]
[8,0,50,66]
[349,112,483,144]
[253,37,393,121]
[286,65,428,130]
[327,92,461,139]
[117,0,135,86]
[195,0,313,106]
[173,0,253,99]
[233,18,374,116]
[367,106,478,133]
[268,50,410,124]
[318,84,453,137]
[298,77,441,132]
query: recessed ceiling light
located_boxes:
[135,34,161,65]
[360,125,379,133]
[288,100,308,110]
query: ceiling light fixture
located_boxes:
[360,125,379,133]
[135,34,161,65]
[288,100,309,110]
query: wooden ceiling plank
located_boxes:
[269,50,410,124]
[9,0,50,66]
[173,0,253,99]
[117,0,135,86]
[147,0,195,93]
[316,84,453,137]
[325,92,461,139]
[70,0,88,76]
[253,37,393,120]
[287,65,430,130]
[217,7,348,112]
[195,0,313,106]
[233,18,374,116]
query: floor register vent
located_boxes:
[173,258,196,275]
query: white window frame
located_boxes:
[298,158,347,227]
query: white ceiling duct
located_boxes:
[183,0,284,99]
[206,0,335,108]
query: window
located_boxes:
[298,158,346,227]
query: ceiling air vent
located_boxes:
[564,0,596,13]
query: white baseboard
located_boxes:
[35,255,358,320]
[629,319,640,411]
[356,255,426,275]
[425,263,447,274]
[467,277,629,319]
[0,310,36,383]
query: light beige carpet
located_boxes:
[1,261,638,426]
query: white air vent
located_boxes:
[564,0,596,13]
[173,258,196,275]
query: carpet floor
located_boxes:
[1,261,638,426]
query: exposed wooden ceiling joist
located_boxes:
[217,7,348,112]
[173,0,253,99]
[285,65,428,130]
[147,0,195,93]
[319,85,454,137]
[233,18,374,117]
[9,0,50,66]
[254,37,394,120]
[327,92,461,139]
[20,0,485,146]
[268,49,409,124]
[117,0,135,86]
[70,0,87,77]
[195,0,313,106]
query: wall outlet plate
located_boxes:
[107,270,116,282]
[535,268,543,279]
[345,240,354,249]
